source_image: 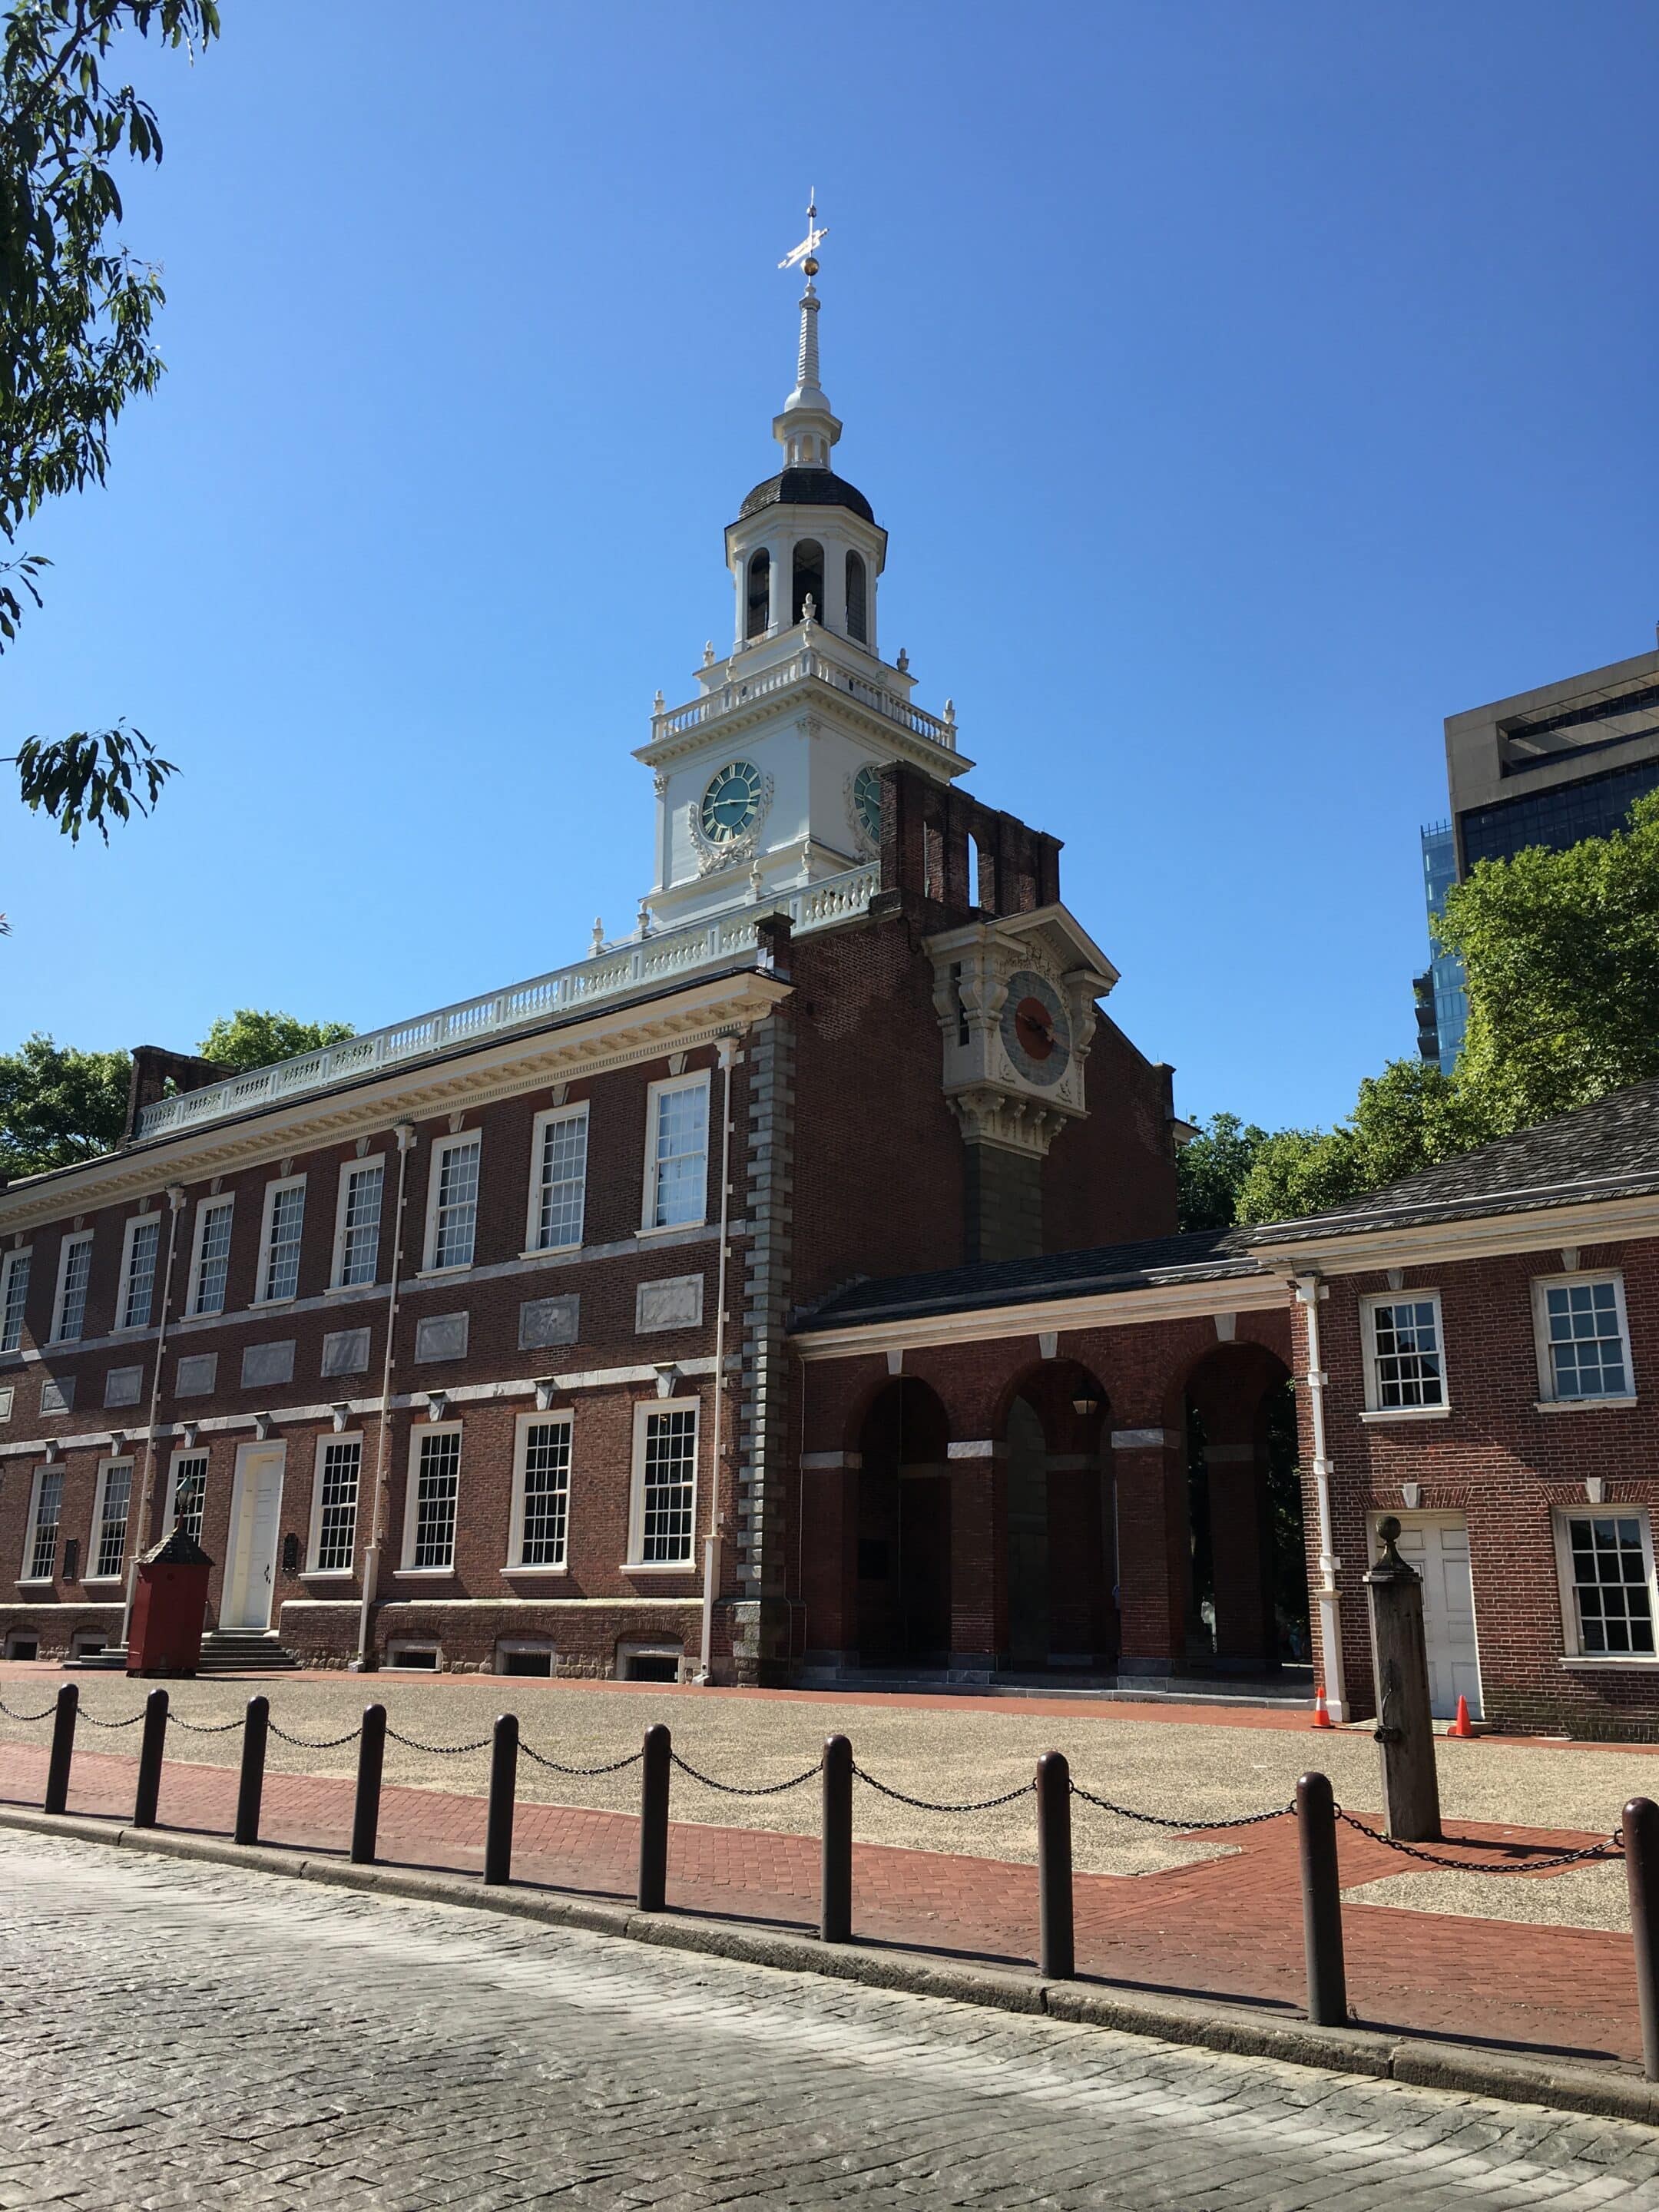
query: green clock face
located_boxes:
[999,969,1071,1088]
[853,763,883,846]
[700,760,763,843]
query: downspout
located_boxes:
[120,1183,186,1647]
[698,1036,739,1684]
[1295,1272,1347,1721]
[354,1123,416,1672]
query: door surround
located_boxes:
[224,1441,287,1632]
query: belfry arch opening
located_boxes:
[745,549,771,641]
[793,538,824,627]
[845,550,868,643]
[855,1378,952,1667]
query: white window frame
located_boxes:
[50,1229,94,1345]
[639,1071,710,1234]
[507,1410,572,1572]
[1552,1505,1659,1664]
[399,1421,463,1573]
[0,1385,13,1422]
[0,1246,31,1354]
[524,1104,588,1256]
[114,1212,162,1334]
[1359,1289,1450,1419]
[87,1456,135,1583]
[306,1430,363,1576]
[624,1399,699,1569]
[254,1174,307,1306]
[1532,1270,1637,1409]
[22,1463,65,1584]
[422,1132,482,1273]
[164,1448,210,1542]
[187,1194,235,1318]
[330,1154,386,1290]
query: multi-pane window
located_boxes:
[635,1406,697,1565]
[1562,1513,1656,1656]
[531,1108,588,1252]
[429,1136,480,1270]
[51,1232,93,1343]
[335,1160,383,1287]
[516,1418,571,1568]
[0,1250,30,1353]
[190,1198,234,1317]
[92,1461,133,1580]
[645,1079,708,1230]
[1541,1277,1631,1401]
[168,1452,209,1542]
[408,1429,461,1569]
[1366,1296,1445,1409]
[260,1181,306,1303]
[118,1217,161,1331]
[25,1468,64,1580]
[311,1437,362,1573]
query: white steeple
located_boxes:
[773,198,840,470]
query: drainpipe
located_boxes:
[120,1184,185,1647]
[697,1037,739,1684]
[1295,1273,1347,1722]
[354,1124,416,1672]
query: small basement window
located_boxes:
[5,1633,39,1661]
[617,1641,683,1684]
[498,1644,555,1677]
[386,1643,440,1671]
[70,1631,105,1658]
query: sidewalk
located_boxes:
[1,1738,1644,2073]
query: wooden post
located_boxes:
[1296,1771,1348,2026]
[133,1687,168,1829]
[1363,1518,1442,1842]
[351,1703,387,1866]
[820,1734,853,1943]
[1626,1796,1659,2081]
[43,1683,78,1816]
[1036,1750,1075,1980]
[483,1714,518,1886]
[637,1724,671,1912]
[234,1694,269,1845]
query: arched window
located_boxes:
[845,551,868,643]
[793,538,824,627]
[745,550,771,641]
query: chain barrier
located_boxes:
[267,1722,364,1751]
[520,1742,644,1780]
[669,1749,820,1797]
[385,1726,494,1757]
[0,1697,58,1724]
[75,1707,145,1730]
[1070,1782,1295,1833]
[167,1713,244,1735]
[1336,1809,1624,1874]
[852,1761,1032,1813]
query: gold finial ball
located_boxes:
[803,256,820,277]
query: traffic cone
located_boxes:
[1311,1683,1334,1730]
[1449,1694,1475,1740]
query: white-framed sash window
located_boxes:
[1554,1508,1657,1659]
[0,1247,31,1353]
[256,1176,306,1303]
[308,1433,363,1574]
[509,1412,571,1568]
[23,1465,65,1581]
[527,1105,588,1253]
[641,1073,710,1231]
[424,1134,481,1271]
[187,1196,235,1318]
[89,1458,134,1581]
[1361,1291,1447,1412]
[165,1449,210,1542]
[332,1157,385,1289]
[116,1214,161,1332]
[51,1230,94,1344]
[1533,1272,1636,1404]
[627,1401,698,1566]
[402,1424,462,1570]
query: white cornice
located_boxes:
[634,677,972,782]
[0,972,791,1233]
[1250,1190,1659,1278]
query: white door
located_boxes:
[224,1445,286,1631]
[1373,1511,1483,1720]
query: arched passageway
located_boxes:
[1000,1363,1113,1672]
[1183,1343,1301,1674]
[856,1379,952,1667]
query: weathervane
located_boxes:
[779,192,827,281]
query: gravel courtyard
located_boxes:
[1,1668,1651,1929]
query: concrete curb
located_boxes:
[5,1803,1656,2130]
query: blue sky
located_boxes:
[5,1,1656,1131]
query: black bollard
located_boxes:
[133,1687,169,1829]
[483,1713,518,1885]
[1036,1750,1075,1980]
[351,1704,387,1866]
[821,1734,853,1944]
[1297,1770,1348,2027]
[1625,1796,1659,2080]
[43,1683,78,1816]
[234,1694,269,1846]
[637,1723,671,1912]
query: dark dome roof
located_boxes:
[737,466,876,526]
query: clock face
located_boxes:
[853,762,883,846]
[700,760,763,843]
[999,969,1071,1088]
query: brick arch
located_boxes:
[998,1358,1116,1671]
[853,1377,953,1669]
[1176,1339,1297,1677]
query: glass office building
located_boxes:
[1415,822,1466,1075]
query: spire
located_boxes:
[773,194,840,470]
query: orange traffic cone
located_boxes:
[1449,1694,1475,1739]
[1311,1683,1334,1730]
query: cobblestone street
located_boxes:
[5,1831,1659,2210]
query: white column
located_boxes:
[769,536,790,633]
[822,529,848,635]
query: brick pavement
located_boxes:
[1,1734,1645,2072]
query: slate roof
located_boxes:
[737,467,876,526]
[793,1227,1265,1333]
[1251,1077,1659,1245]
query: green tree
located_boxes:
[2,0,220,841]
[0,1030,127,1174]
[1176,1111,1270,1232]
[197,1008,355,1071]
